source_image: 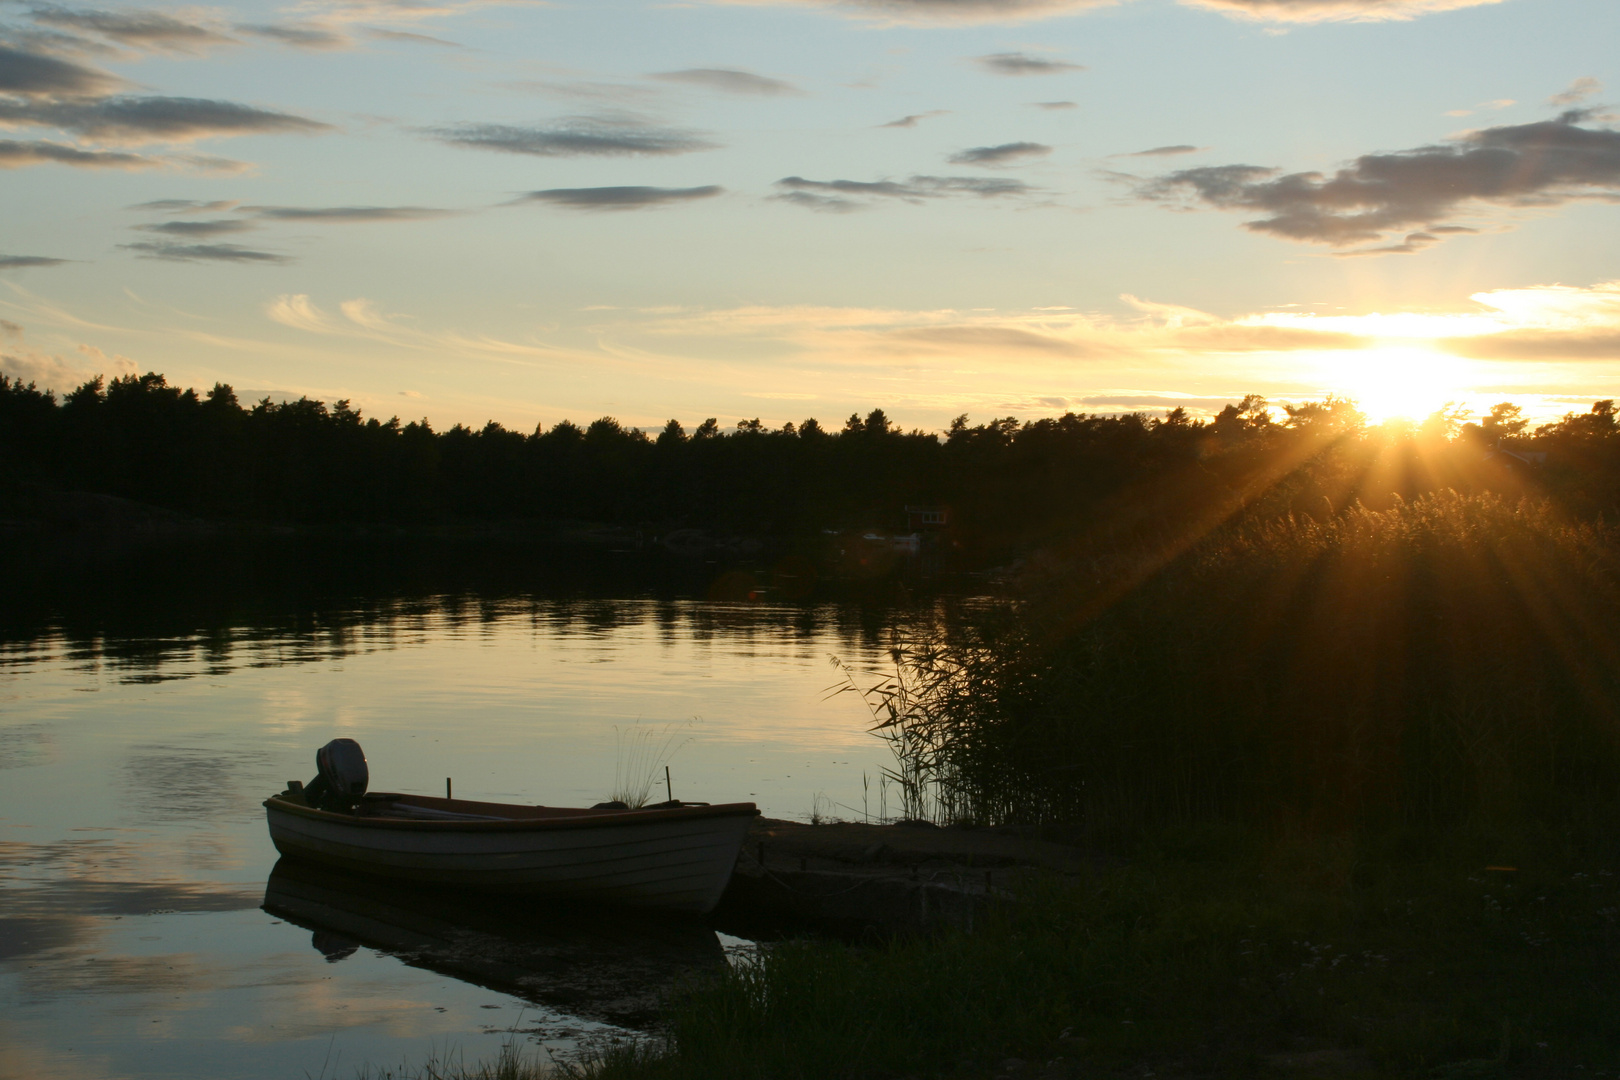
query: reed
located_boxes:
[845,490,1620,840]
[609,722,692,808]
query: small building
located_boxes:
[905,505,949,530]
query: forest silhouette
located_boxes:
[6,371,1620,561]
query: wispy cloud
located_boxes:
[880,110,949,128]
[135,219,253,237]
[0,138,156,168]
[649,68,802,96]
[1177,0,1505,23]
[948,141,1051,166]
[0,95,333,144]
[1120,144,1204,157]
[516,185,724,210]
[774,174,1034,211]
[0,42,122,95]
[0,254,69,269]
[1033,101,1076,110]
[240,205,455,222]
[121,240,288,263]
[973,51,1085,76]
[235,22,351,50]
[710,1,1119,27]
[24,6,235,55]
[0,318,134,391]
[361,26,461,46]
[128,198,241,213]
[1549,77,1602,108]
[426,116,717,157]
[1131,110,1620,255]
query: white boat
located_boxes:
[263,740,758,914]
[264,791,758,914]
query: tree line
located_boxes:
[4,371,1620,555]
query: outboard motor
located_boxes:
[303,738,369,813]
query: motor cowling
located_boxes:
[306,738,369,812]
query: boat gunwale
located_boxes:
[264,792,759,833]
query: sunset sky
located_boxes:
[2,0,1618,433]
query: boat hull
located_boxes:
[265,796,757,914]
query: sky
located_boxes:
[2,0,1619,434]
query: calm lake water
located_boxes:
[0,561,949,1079]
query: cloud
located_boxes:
[427,117,717,157]
[0,42,121,96]
[516,185,724,210]
[128,198,240,213]
[0,137,156,168]
[0,320,133,390]
[774,174,1034,210]
[0,95,333,144]
[120,240,288,263]
[1177,0,1505,23]
[361,26,461,45]
[0,254,67,268]
[1034,101,1076,110]
[1132,111,1620,254]
[973,52,1085,76]
[1121,144,1203,157]
[948,141,1051,166]
[711,0,1118,27]
[241,205,454,222]
[135,218,252,237]
[1437,281,1620,361]
[891,324,1090,354]
[24,6,235,54]
[649,68,802,96]
[235,22,350,49]
[1549,77,1602,108]
[881,110,949,128]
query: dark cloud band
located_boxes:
[0,95,332,142]
[241,205,453,222]
[775,174,1033,210]
[428,119,716,157]
[0,254,68,268]
[1134,111,1620,253]
[0,138,155,168]
[973,52,1085,76]
[136,219,251,237]
[517,185,723,210]
[120,240,287,263]
[26,6,234,53]
[0,42,120,96]
[948,141,1051,166]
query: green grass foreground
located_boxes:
[571,830,1619,1080]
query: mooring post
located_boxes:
[447,777,452,800]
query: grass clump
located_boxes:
[609,723,692,808]
[584,830,1620,1080]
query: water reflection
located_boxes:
[0,552,977,1079]
[263,859,727,1031]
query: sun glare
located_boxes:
[1321,346,1472,424]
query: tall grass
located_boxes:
[583,833,1620,1080]
[853,491,1620,838]
[609,723,691,808]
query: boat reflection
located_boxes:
[262,857,729,1030]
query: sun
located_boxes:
[1319,345,1473,424]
